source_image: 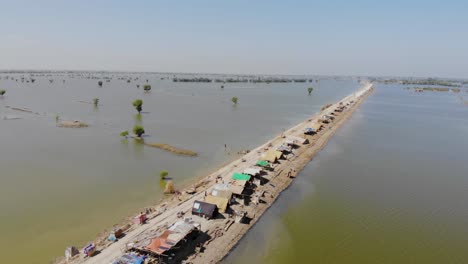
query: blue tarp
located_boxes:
[113,254,145,264]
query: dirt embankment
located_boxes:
[145,143,198,156]
[55,83,374,264]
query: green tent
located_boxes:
[232,172,251,181]
[256,160,270,167]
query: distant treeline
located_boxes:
[173,77,315,83]
[379,78,461,87]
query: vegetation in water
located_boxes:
[160,170,169,180]
[143,84,151,91]
[98,81,103,87]
[133,125,145,138]
[132,99,143,113]
[232,96,238,105]
[0,89,5,96]
[308,87,314,95]
[93,98,99,107]
[120,130,129,137]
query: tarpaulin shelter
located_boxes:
[192,200,217,219]
[205,195,229,213]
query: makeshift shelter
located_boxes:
[145,221,198,255]
[213,183,230,191]
[304,127,315,135]
[276,144,292,153]
[210,189,233,201]
[243,167,262,176]
[231,172,251,181]
[205,195,229,213]
[83,243,96,257]
[255,160,270,167]
[263,150,283,163]
[286,136,309,145]
[192,200,217,219]
[312,123,323,131]
[112,253,145,264]
[65,246,79,261]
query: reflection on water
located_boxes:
[225,84,468,264]
[0,73,360,263]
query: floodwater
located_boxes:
[225,84,468,263]
[0,73,360,263]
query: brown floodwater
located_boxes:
[0,73,360,263]
[224,83,468,264]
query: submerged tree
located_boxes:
[143,84,151,91]
[132,99,143,113]
[93,98,99,107]
[120,130,129,137]
[231,96,238,105]
[133,125,145,138]
[160,170,169,180]
[98,81,103,87]
[0,89,5,96]
[307,87,314,95]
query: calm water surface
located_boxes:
[0,73,359,263]
[225,84,468,263]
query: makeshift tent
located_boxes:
[213,183,230,191]
[312,122,322,131]
[210,189,233,201]
[263,150,280,163]
[256,160,270,167]
[145,221,197,255]
[243,167,262,176]
[304,127,315,134]
[229,184,245,195]
[286,136,308,145]
[192,200,217,219]
[276,144,292,153]
[232,172,251,181]
[83,243,96,257]
[205,195,229,213]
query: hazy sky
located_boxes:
[1,0,467,77]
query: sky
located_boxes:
[1,0,467,78]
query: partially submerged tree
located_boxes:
[98,81,103,87]
[132,99,143,113]
[231,96,238,105]
[0,89,5,96]
[308,87,314,95]
[143,84,151,91]
[93,98,99,107]
[120,130,129,137]
[133,125,145,138]
[160,170,169,180]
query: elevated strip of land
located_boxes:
[58,83,374,264]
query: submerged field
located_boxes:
[0,73,360,263]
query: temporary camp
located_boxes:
[262,150,283,163]
[145,221,198,255]
[83,243,96,257]
[112,253,146,264]
[205,195,229,213]
[286,136,309,145]
[231,172,251,181]
[65,246,79,261]
[210,188,233,201]
[255,160,270,167]
[312,122,323,132]
[192,200,217,219]
[243,167,262,176]
[276,144,292,153]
